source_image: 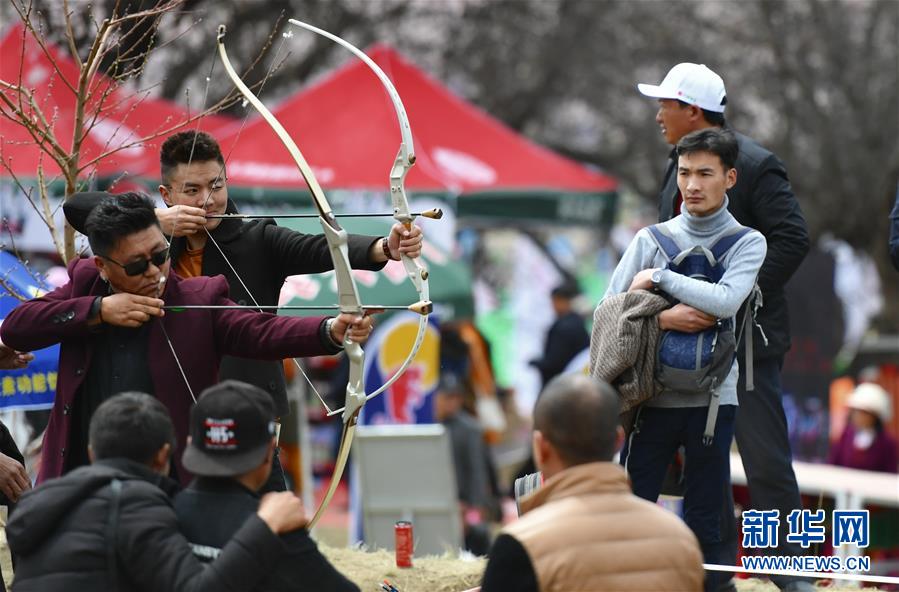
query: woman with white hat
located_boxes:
[827,383,898,473]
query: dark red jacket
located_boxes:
[0,258,338,484]
[827,425,899,474]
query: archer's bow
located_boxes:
[287,18,435,413]
[218,25,368,528]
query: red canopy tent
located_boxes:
[0,24,231,181]
[212,45,617,225]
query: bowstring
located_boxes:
[157,28,221,399]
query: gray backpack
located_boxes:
[648,224,763,445]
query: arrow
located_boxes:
[206,208,443,220]
[162,301,433,314]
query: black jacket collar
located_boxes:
[94,457,181,497]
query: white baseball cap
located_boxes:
[637,63,727,113]
[847,383,893,423]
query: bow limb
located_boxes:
[288,18,434,411]
[217,25,365,527]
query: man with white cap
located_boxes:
[637,63,812,592]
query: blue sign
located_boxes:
[833,510,869,548]
[742,509,780,549]
[741,508,872,551]
[786,509,827,548]
[0,251,58,410]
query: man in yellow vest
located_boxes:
[479,374,704,592]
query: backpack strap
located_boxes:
[710,226,753,261]
[703,386,722,446]
[712,226,760,391]
[647,225,682,262]
[106,479,124,592]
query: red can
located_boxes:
[395,521,413,568]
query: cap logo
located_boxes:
[204,418,237,450]
[676,90,698,104]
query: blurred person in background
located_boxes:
[529,282,590,389]
[433,374,501,555]
[513,281,591,487]
[828,382,897,473]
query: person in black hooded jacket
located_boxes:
[174,381,359,592]
[6,392,308,592]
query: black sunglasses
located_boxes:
[103,249,170,276]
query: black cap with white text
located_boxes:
[182,380,276,477]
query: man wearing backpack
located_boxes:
[599,128,766,592]
[637,63,812,592]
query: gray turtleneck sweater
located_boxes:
[602,197,767,407]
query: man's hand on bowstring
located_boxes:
[99,294,165,328]
[156,205,207,237]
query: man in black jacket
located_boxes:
[530,282,590,388]
[174,380,359,592]
[6,391,307,592]
[637,63,811,592]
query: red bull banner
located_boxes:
[361,312,441,426]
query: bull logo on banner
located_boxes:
[361,313,440,426]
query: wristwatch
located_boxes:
[324,317,342,348]
[651,269,663,290]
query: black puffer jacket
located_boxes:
[658,130,810,359]
[7,458,284,592]
[170,201,384,416]
[174,478,360,592]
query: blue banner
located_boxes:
[0,251,58,410]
